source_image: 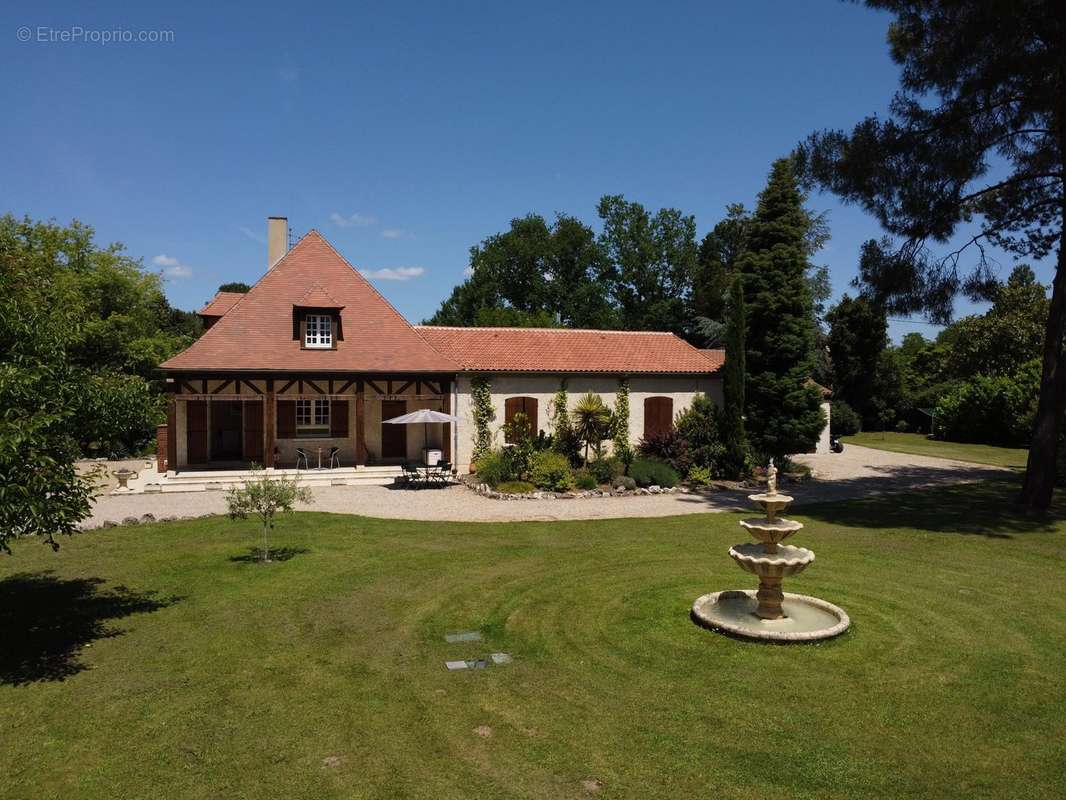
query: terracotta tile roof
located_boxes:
[415,327,724,374]
[162,231,459,373]
[197,291,245,317]
[296,283,343,308]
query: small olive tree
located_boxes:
[225,466,312,563]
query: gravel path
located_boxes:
[83,444,1010,528]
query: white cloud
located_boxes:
[330,211,377,228]
[238,225,265,244]
[359,266,425,281]
[164,264,193,278]
[463,266,474,277]
[152,253,193,279]
[381,228,406,239]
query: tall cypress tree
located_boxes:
[737,158,825,459]
[720,275,748,477]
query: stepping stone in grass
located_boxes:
[444,660,469,671]
[490,652,512,665]
[445,630,482,643]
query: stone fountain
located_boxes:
[691,460,850,642]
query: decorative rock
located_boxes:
[121,516,141,526]
[101,520,117,529]
[140,513,156,523]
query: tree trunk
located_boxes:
[1018,235,1066,509]
[261,519,270,563]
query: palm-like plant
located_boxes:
[572,392,611,465]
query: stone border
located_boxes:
[691,589,851,643]
[469,481,687,501]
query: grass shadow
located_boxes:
[798,475,1065,538]
[0,572,180,686]
[228,546,309,564]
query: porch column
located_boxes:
[441,378,452,464]
[355,380,367,465]
[264,380,276,468]
[166,394,177,473]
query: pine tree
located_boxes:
[720,275,748,477]
[736,158,824,459]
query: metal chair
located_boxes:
[401,462,419,488]
[295,448,310,470]
[327,446,341,469]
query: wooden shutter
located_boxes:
[330,317,339,350]
[277,400,296,439]
[243,400,264,462]
[186,400,208,464]
[644,397,674,439]
[330,400,349,437]
[504,397,537,442]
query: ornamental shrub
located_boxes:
[686,465,713,486]
[829,400,861,437]
[637,430,691,475]
[588,456,624,485]
[529,450,575,492]
[614,476,637,491]
[629,458,679,488]
[573,470,597,490]
[474,449,515,487]
[674,393,725,474]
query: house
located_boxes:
[157,218,723,477]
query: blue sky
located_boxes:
[1,1,1040,340]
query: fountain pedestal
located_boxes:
[691,460,849,642]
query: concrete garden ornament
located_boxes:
[692,459,850,642]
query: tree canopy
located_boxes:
[795,0,1065,507]
[737,158,825,459]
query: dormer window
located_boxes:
[305,314,333,348]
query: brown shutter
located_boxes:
[277,400,296,439]
[330,400,349,437]
[504,397,520,443]
[522,397,538,437]
[331,317,338,350]
[504,397,537,442]
[299,318,307,349]
[644,397,674,439]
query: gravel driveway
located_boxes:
[82,444,1010,528]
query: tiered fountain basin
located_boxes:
[691,481,850,643]
[692,590,850,642]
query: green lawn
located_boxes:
[842,431,1030,468]
[3,481,1065,800]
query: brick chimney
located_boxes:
[267,216,288,269]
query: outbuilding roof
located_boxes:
[415,326,723,374]
[197,291,245,318]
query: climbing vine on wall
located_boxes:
[470,375,494,462]
[612,377,633,465]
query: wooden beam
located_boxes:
[166,396,177,471]
[355,387,367,464]
[395,381,413,395]
[366,380,384,395]
[336,379,355,395]
[264,387,276,468]
[441,379,452,464]
[241,380,263,395]
[423,381,440,395]
[278,379,296,395]
[180,380,198,395]
[305,379,325,394]
[211,380,233,395]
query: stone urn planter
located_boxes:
[112,468,138,490]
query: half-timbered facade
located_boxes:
[158,219,724,476]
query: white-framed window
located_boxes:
[296,398,330,436]
[305,314,332,348]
